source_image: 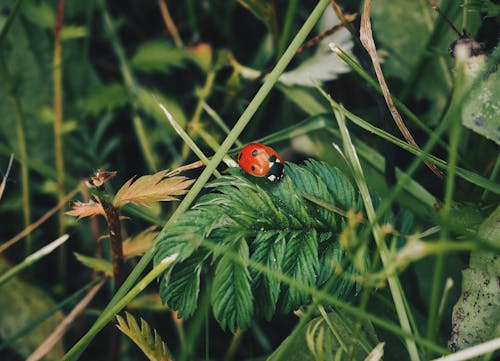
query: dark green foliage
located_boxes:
[155,160,360,331]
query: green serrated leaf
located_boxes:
[116,311,173,361]
[280,230,319,313]
[212,236,254,332]
[160,250,208,319]
[157,162,359,330]
[131,40,191,73]
[74,252,112,275]
[251,231,286,320]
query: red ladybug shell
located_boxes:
[237,143,284,182]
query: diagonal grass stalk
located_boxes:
[157,101,222,178]
[330,44,449,151]
[331,106,420,361]
[0,54,32,255]
[61,1,333,359]
[426,59,465,348]
[0,234,69,287]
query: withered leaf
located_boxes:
[123,228,159,258]
[86,170,117,188]
[113,170,194,208]
[66,199,105,219]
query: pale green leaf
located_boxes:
[116,312,173,361]
[113,170,194,207]
[131,40,191,73]
[74,252,113,275]
[60,25,87,41]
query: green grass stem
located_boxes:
[157,101,222,178]
[332,106,420,361]
[0,54,32,255]
[426,61,464,347]
[278,0,298,57]
[0,234,69,287]
[330,44,450,151]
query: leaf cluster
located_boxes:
[155,160,362,332]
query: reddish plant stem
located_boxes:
[101,201,125,291]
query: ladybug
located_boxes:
[237,143,284,182]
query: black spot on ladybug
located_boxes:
[251,149,258,156]
[269,155,277,162]
[251,165,255,171]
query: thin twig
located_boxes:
[297,13,357,54]
[0,186,81,254]
[157,0,183,47]
[428,0,461,36]
[26,278,106,361]
[359,0,444,179]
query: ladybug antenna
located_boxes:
[428,0,462,37]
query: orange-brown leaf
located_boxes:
[113,170,194,207]
[66,199,105,219]
[123,227,159,258]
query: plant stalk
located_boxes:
[0,54,32,256]
[53,0,67,285]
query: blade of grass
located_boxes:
[0,53,32,256]
[330,44,449,152]
[359,0,443,179]
[202,102,243,147]
[0,186,80,254]
[426,58,465,349]
[61,2,334,359]
[323,95,500,195]
[0,0,23,45]
[157,100,222,178]
[0,235,70,287]
[331,105,420,361]
[0,154,14,200]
